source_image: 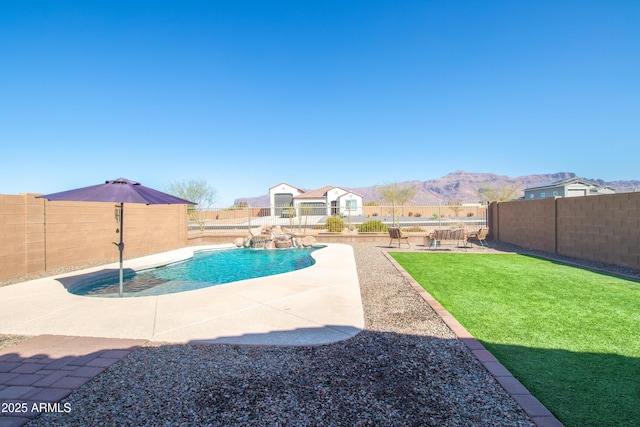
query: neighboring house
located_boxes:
[523,177,616,200]
[269,183,304,216]
[269,183,363,216]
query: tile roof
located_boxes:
[269,182,305,193]
[293,186,363,199]
[294,186,334,199]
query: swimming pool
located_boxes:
[73,246,323,297]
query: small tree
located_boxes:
[377,182,416,226]
[166,179,219,231]
[478,184,521,203]
[447,199,462,217]
[296,205,312,234]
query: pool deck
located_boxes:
[0,244,364,346]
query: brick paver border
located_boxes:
[0,335,146,426]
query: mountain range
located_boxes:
[235,171,640,205]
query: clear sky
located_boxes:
[1,1,638,206]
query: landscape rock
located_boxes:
[301,236,316,247]
[275,240,292,249]
[238,225,314,249]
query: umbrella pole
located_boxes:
[118,203,124,297]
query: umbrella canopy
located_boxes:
[37,177,195,205]
[37,178,196,297]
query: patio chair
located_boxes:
[466,227,489,248]
[388,227,410,248]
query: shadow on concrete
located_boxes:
[188,325,362,347]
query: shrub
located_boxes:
[467,212,474,217]
[358,220,388,233]
[325,216,345,232]
[280,207,296,218]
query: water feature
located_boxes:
[237,225,317,249]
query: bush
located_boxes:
[325,216,345,232]
[358,220,388,233]
[280,207,296,218]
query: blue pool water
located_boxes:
[73,246,322,298]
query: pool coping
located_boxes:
[0,244,364,346]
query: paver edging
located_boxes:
[0,335,147,426]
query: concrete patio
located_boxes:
[0,244,364,346]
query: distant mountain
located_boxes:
[234,171,640,206]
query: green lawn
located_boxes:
[390,252,640,427]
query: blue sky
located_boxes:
[1,1,638,206]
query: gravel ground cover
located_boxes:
[21,242,536,426]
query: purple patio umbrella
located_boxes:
[37,178,196,297]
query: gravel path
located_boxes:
[20,242,535,426]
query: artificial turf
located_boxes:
[390,252,640,427]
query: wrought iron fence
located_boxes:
[188,204,488,234]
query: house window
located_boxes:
[345,200,357,211]
[274,194,293,216]
[299,202,325,216]
[529,194,535,199]
[553,191,559,196]
[540,192,546,198]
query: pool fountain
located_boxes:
[235,225,316,249]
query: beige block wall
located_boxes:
[490,192,640,269]
[25,194,46,275]
[492,198,557,254]
[556,192,640,268]
[0,194,190,282]
[1,194,30,280]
